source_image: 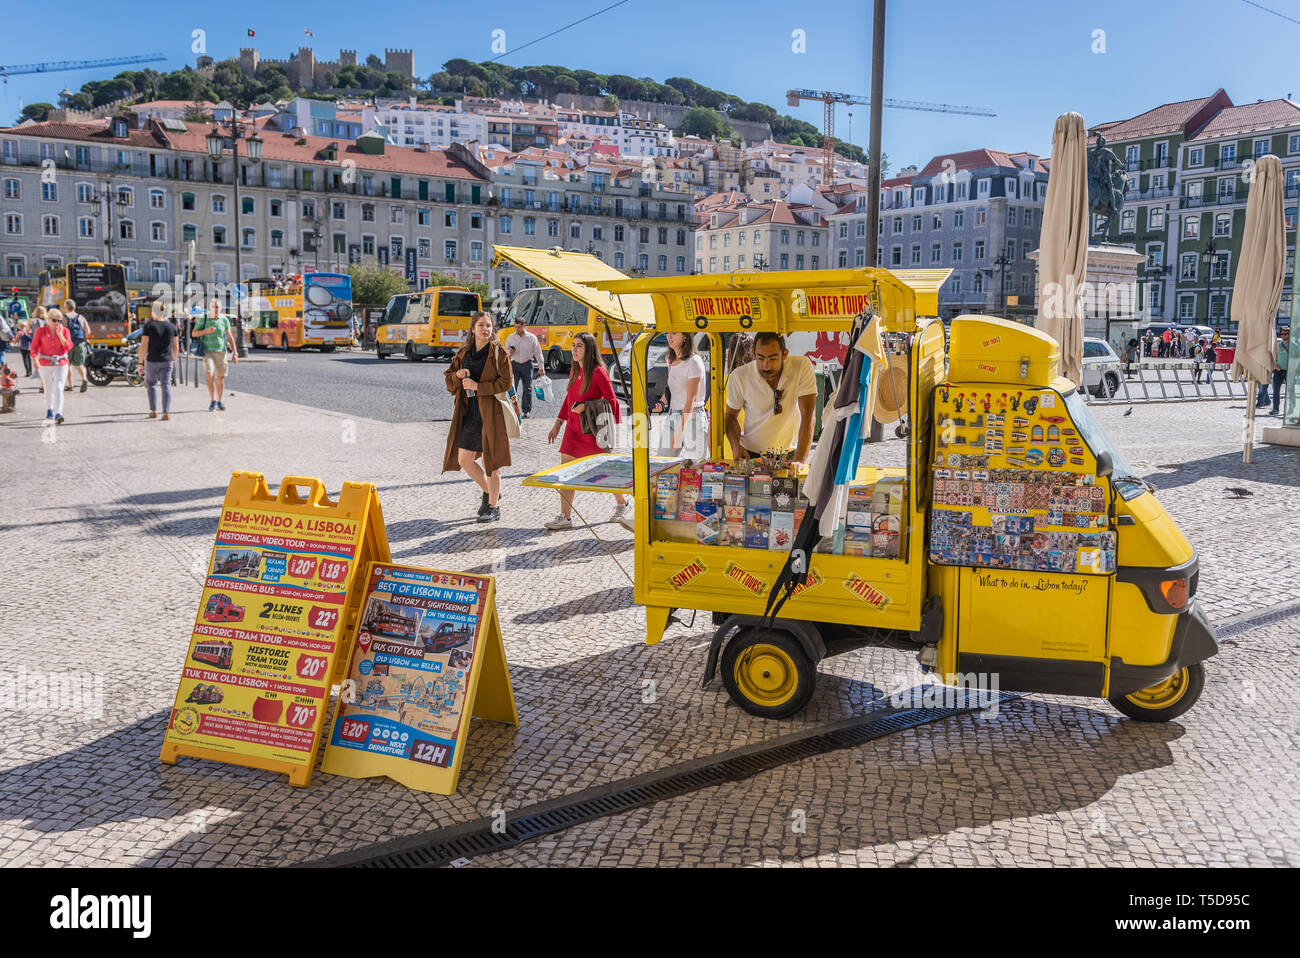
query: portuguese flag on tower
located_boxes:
[247,28,255,37]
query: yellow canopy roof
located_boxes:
[490,246,656,328]
[588,267,951,318]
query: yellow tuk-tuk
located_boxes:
[525,267,1218,723]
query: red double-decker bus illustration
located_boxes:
[192,640,234,670]
[203,593,245,623]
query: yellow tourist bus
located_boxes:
[491,246,655,376]
[375,286,482,361]
[246,273,354,352]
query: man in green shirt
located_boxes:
[191,299,239,411]
[1272,325,1290,415]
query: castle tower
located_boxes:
[297,47,317,90]
[384,48,414,78]
[340,50,357,67]
[238,48,259,76]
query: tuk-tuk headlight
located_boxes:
[1159,578,1188,610]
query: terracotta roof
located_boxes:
[161,120,487,180]
[0,118,166,149]
[918,148,1032,176]
[1185,98,1300,141]
[881,174,915,188]
[1089,90,1230,141]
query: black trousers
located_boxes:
[1273,368,1286,411]
[512,361,535,416]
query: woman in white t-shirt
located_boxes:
[651,332,708,458]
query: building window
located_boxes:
[445,240,458,261]
[471,241,484,262]
[362,204,375,222]
[390,206,403,224]
[1149,206,1165,230]
[500,216,511,234]
[593,226,604,241]
[524,217,536,235]
[213,226,226,245]
[952,241,963,262]
[977,178,990,196]
[1147,245,1163,269]
[1287,207,1298,230]
[391,237,403,257]
[332,201,345,219]
[891,246,902,266]
[778,254,788,269]
[615,251,626,269]
[445,210,457,228]
[151,222,166,242]
[1212,251,1230,281]
[932,213,942,230]
[570,223,581,240]
[151,261,168,283]
[1180,253,1197,280]
[79,217,94,238]
[974,239,985,259]
[910,244,921,265]
[974,273,984,294]
[931,243,942,264]
[119,220,133,240]
[1178,295,1196,319]
[270,230,283,249]
[1183,216,1200,240]
[41,181,57,202]
[953,210,964,228]
[893,217,903,234]
[911,215,921,231]
[241,228,255,249]
[417,238,430,258]
[77,182,94,203]
[1214,212,1232,237]
[182,224,196,243]
[1007,240,1016,260]
[117,187,132,207]
[1121,209,1136,232]
[975,207,987,227]
[362,235,375,255]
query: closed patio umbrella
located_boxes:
[1036,112,1088,388]
[1230,155,1284,464]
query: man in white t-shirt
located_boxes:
[725,331,817,462]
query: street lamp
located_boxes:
[992,252,1011,314]
[1201,239,1219,328]
[92,183,130,263]
[309,220,323,272]
[207,117,263,356]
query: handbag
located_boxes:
[497,391,521,439]
[534,374,554,402]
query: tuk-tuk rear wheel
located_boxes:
[1109,662,1204,722]
[721,629,815,719]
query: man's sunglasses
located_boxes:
[772,387,784,415]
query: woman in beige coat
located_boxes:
[443,312,514,522]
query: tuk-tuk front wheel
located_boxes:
[1109,662,1204,722]
[721,629,815,719]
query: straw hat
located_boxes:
[872,355,909,424]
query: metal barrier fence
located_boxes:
[1084,361,1252,405]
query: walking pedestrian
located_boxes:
[1161,328,1172,358]
[0,310,12,369]
[138,298,179,421]
[505,315,542,419]
[62,299,91,392]
[1272,326,1290,415]
[16,319,33,379]
[30,307,47,389]
[545,331,629,531]
[444,311,513,523]
[31,308,72,424]
[191,299,238,411]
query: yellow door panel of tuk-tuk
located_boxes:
[957,566,1108,661]
[1113,490,1193,568]
[1107,582,1179,670]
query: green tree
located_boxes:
[19,102,55,123]
[348,265,409,306]
[681,106,731,140]
[366,54,383,69]
[603,93,619,112]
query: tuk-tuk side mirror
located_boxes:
[1096,450,1113,479]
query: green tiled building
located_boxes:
[1090,90,1300,331]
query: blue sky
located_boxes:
[3,0,1296,171]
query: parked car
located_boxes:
[1082,337,1123,397]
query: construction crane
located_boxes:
[786,88,997,188]
[0,54,167,83]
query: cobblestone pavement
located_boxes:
[1,377,1297,867]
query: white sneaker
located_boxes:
[544,514,573,531]
[610,502,628,522]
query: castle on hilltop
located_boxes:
[196,47,414,91]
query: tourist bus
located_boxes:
[201,594,245,624]
[245,272,354,351]
[375,286,482,361]
[38,263,131,346]
[367,605,420,639]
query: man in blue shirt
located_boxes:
[1272,326,1291,415]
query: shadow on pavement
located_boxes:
[1145,444,1298,493]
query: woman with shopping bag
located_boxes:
[443,312,515,523]
[545,332,631,531]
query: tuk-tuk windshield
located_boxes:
[1062,391,1144,501]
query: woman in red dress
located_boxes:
[544,332,630,530]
